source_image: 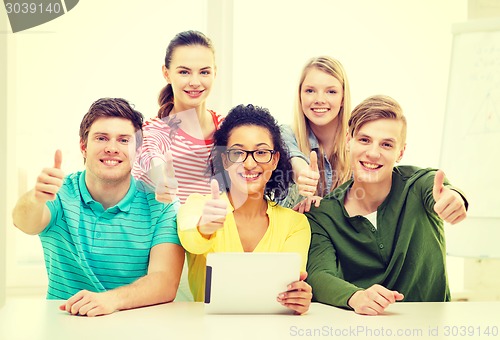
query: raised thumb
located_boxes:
[210,178,220,199]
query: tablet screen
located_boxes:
[204,252,301,314]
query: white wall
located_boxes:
[231,0,467,167]
[3,0,208,292]
[3,0,480,296]
[1,4,7,306]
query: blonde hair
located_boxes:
[292,56,352,196]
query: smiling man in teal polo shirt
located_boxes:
[12,98,184,317]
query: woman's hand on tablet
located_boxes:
[277,271,312,315]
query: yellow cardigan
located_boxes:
[177,193,311,302]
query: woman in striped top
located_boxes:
[132,30,223,204]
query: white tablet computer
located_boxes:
[204,252,301,314]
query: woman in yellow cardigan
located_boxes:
[177,104,312,314]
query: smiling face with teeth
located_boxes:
[300,67,344,130]
[222,125,279,199]
[80,117,137,188]
[163,45,216,114]
[347,118,406,188]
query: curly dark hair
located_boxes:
[209,104,293,202]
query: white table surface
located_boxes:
[1,297,499,340]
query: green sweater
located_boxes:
[305,166,467,308]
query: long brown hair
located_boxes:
[157,30,215,119]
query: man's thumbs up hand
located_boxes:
[34,150,64,203]
[432,170,467,225]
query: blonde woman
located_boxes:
[281,56,352,211]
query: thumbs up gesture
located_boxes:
[432,170,467,224]
[34,150,64,203]
[155,150,179,203]
[297,151,320,196]
[197,179,228,238]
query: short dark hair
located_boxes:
[79,97,144,148]
[209,104,293,202]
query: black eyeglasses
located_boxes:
[225,149,276,164]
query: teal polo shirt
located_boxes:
[40,171,180,300]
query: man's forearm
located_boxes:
[111,271,179,311]
[12,189,48,235]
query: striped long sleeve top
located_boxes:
[132,110,223,203]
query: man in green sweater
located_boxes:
[305,95,468,315]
